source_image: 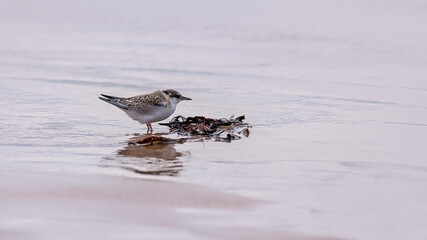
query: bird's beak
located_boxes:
[181,96,192,100]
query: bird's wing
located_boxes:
[127,93,168,114]
[99,94,129,110]
[99,91,169,113]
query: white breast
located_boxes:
[125,104,176,124]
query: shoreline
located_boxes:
[0,170,338,240]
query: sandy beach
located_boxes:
[0,168,337,240]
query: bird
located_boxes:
[99,89,191,134]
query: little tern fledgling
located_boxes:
[99,89,191,134]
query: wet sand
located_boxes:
[0,170,336,240]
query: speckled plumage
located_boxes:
[119,90,170,113]
[99,89,191,133]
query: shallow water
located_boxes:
[1,0,427,239]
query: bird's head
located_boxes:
[162,89,192,104]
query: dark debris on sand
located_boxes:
[159,115,250,142]
[129,115,251,145]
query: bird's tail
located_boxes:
[99,94,128,110]
[100,94,122,99]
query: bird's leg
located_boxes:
[146,124,151,135]
[146,123,153,134]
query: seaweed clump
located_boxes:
[159,115,250,142]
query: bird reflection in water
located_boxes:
[114,135,187,176]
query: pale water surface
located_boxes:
[1,1,427,240]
